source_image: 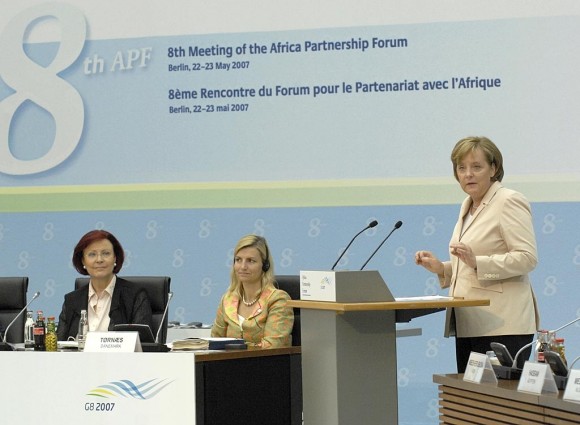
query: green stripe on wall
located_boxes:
[0,176,578,212]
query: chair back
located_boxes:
[275,275,301,346]
[74,276,171,344]
[0,277,29,344]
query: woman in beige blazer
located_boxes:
[415,136,539,373]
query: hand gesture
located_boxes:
[414,251,444,275]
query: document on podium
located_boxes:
[394,295,453,302]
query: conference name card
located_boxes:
[563,369,580,403]
[517,361,558,394]
[84,331,143,352]
[463,351,497,385]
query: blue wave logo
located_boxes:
[87,378,174,399]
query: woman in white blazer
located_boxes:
[415,136,539,373]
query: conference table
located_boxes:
[0,346,302,425]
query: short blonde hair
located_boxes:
[451,136,504,182]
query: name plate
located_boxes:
[463,351,497,384]
[563,369,580,403]
[84,331,143,352]
[300,270,336,301]
[517,361,558,394]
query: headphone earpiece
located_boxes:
[262,259,270,272]
[257,235,271,272]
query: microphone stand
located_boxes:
[331,220,378,270]
[568,356,580,373]
[511,316,580,368]
[0,291,41,351]
[360,221,403,271]
[155,292,174,344]
[490,317,580,383]
[553,316,580,332]
[511,340,536,369]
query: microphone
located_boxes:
[331,220,379,270]
[359,221,403,270]
[569,356,580,372]
[155,291,174,344]
[0,291,40,351]
[511,341,535,369]
[511,317,580,369]
[489,315,580,379]
[553,316,580,333]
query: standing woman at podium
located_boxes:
[211,235,294,348]
[414,136,539,373]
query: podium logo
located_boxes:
[320,276,332,289]
[87,378,174,399]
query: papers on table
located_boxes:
[171,338,209,351]
[57,340,79,350]
[170,337,245,351]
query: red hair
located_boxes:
[72,230,124,275]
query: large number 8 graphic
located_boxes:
[0,4,86,175]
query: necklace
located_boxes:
[242,291,261,306]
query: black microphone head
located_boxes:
[394,220,403,229]
[369,220,378,228]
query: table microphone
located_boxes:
[552,316,580,333]
[568,356,580,372]
[331,220,378,270]
[510,316,580,369]
[0,291,40,351]
[155,292,174,344]
[359,220,403,270]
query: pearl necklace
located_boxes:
[242,292,261,306]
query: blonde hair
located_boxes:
[227,234,275,297]
[451,136,504,182]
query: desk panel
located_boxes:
[195,347,302,425]
[434,373,580,425]
[0,348,301,425]
[0,352,196,424]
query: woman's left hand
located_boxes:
[449,242,477,269]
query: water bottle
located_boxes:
[24,310,35,351]
[77,309,88,351]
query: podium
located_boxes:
[287,270,490,425]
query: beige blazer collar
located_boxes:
[459,181,503,237]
